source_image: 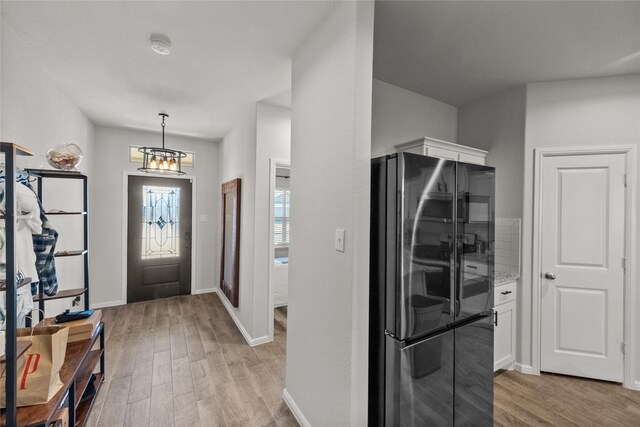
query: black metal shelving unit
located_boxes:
[25,168,90,323]
[1,142,35,427]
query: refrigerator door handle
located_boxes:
[454,240,463,317]
[494,311,498,327]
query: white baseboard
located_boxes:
[282,388,311,427]
[216,289,271,347]
[632,381,640,391]
[193,287,216,295]
[515,363,538,375]
[252,335,273,346]
[90,300,124,309]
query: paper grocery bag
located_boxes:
[0,326,69,407]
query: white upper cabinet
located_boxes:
[395,137,488,165]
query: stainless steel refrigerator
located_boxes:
[369,152,495,426]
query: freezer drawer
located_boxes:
[454,315,494,426]
[385,332,454,427]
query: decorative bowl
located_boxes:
[46,143,83,171]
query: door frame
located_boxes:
[531,145,637,389]
[268,158,290,341]
[122,171,197,304]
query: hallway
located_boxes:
[87,293,296,427]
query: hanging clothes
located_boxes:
[0,171,40,327]
[23,182,60,297]
[16,183,42,281]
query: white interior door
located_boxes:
[540,152,626,382]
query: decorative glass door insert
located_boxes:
[142,185,180,258]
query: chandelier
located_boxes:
[138,113,186,175]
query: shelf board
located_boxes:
[54,249,88,257]
[0,342,32,364]
[75,350,103,407]
[33,288,86,302]
[75,373,104,427]
[45,211,87,216]
[0,277,32,291]
[24,168,86,179]
[0,323,103,427]
[0,142,34,156]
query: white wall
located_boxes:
[254,102,290,334]
[1,18,95,316]
[216,105,259,341]
[286,2,374,425]
[458,86,526,218]
[91,126,219,307]
[0,21,95,172]
[371,79,458,157]
[521,74,640,382]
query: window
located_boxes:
[142,185,180,258]
[274,188,290,246]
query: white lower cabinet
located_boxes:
[494,281,517,371]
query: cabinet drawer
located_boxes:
[494,281,516,306]
[462,260,489,276]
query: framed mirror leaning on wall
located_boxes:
[220,178,241,307]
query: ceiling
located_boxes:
[374,1,640,107]
[1,1,335,139]
[4,1,638,139]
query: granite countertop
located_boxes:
[495,271,519,285]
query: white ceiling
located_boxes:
[1,1,335,139]
[5,1,639,138]
[374,1,640,107]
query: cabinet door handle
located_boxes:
[501,290,512,295]
[468,265,477,269]
[494,311,498,327]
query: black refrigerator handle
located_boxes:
[454,240,463,317]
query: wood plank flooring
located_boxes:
[494,370,640,426]
[85,293,640,426]
[86,293,297,427]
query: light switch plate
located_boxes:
[335,228,345,252]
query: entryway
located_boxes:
[536,149,632,383]
[85,293,296,426]
[127,175,193,303]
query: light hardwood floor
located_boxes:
[86,292,640,426]
[494,370,640,426]
[86,292,297,427]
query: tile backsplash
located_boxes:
[495,218,521,276]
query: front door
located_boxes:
[540,152,625,382]
[127,175,192,303]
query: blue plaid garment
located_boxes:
[22,182,59,297]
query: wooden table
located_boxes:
[0,322,105,427]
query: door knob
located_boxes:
[544,272,556,280]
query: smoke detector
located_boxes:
[150,34,172,55]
